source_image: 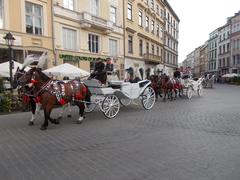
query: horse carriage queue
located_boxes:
[13,52,203,130]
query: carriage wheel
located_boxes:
[120,99,132,106]
[197,84,203,97]
[141,86,156,110]
[102,95,120,118]
[84,102,96,113]
[187,87,193,99]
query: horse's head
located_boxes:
[18,68,49,88]
[12,67,26,89]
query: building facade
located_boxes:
[207,29,219,75]
[124,0,166,79]
[193,46,201,77]
[53,0,124,78]
[218,23,231,75]
[182,50,194,75]
[164,0,179,76]
[0,0,53,67]
[199,42,208,76]
[230,11,240,74]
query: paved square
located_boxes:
[0,84,240,180]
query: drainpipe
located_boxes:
[122,0,126,80]
[51,0,56,66]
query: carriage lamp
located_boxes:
[3,32,15,93]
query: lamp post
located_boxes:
[3,32,15,93]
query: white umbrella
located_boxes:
[0,60,30,78]
[43,63,90,78]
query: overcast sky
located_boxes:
[167,0,240,63]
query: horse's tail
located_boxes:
[85,85,91,103]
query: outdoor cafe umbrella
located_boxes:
[43,63,90,78]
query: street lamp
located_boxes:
[3,32,15,93]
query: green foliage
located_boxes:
[0,93,12,112]
[0,77,4,93]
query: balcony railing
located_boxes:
[143,53,162,63]
[80,12,113,33]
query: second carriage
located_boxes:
[83,79,156,118]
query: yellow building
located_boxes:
[124,0,165,79]
[53,0,124,78]
[0,0,53,67]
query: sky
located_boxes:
[167,0,240,63]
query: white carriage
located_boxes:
[181,77,204,99]
[83,79,156,118]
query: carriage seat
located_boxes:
[193,77,199,81]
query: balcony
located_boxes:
[144,53,162,64]
[79,12,113,33]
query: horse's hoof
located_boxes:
[28,121,34,126]
[67,114,72,118]
[40,126,47,130]
[54,119,60,125]
[77,117,84,124]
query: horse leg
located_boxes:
[170,89,174,101]
[67,103,72,118]
[76,102,85,124]
[29,98,36,126]
[46,104,60,125]
[41,108,49,130]
[163,89,167,102]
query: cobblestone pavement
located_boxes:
[0,84,240,180]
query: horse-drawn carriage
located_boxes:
[83,79,156,118]
[181,76,204,99]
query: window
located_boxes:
[152,44,154,54]
[89,34,99,53]
[63,0,74,10]
[91,0,99,16]
[151,0,154,10]
[146,42,149,54]
[109,39,118,56]
[156,5,159,15]
[0,0,3,28]
[110,6,117,24]
[156,23,159,36]
[127,3,132,20]
[25,2,43,35]
[138,11,143,26]
[157,46,159,56]
[139,39,143,56]
[151,20,154,33]
[128,35,133,53]
[145,16,149,30]
[62,27,77,50]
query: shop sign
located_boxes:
[59,54,107,62]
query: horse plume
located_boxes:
[22,54,37,70]
[37,51,48,69]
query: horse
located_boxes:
[172,78,184,98]
[17,67,91,130]
[149,75,162,100]
[13,67,72,125]
[159,74,176,101]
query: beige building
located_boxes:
[164,0,179,76]
[124,0,165,79]
[0,0,53,67]
[199,42,208,76]
[53,0,124,78]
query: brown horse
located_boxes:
[159,74,176,101]
[18,68,91,130]
[149,75,162,100]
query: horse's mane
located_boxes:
[36,68,50,81]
